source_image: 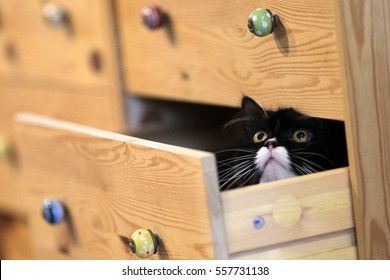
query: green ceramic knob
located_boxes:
[129,229,160,259]
[248,8,275,37]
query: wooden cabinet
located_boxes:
[15,113,356,259]
[117,0,344,120]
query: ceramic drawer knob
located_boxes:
[129,229,160,258]
[141,6,165,30]
[42,199,66,224]
[42,3,68,27]
[0,136,10,158]
[248,8,276,37]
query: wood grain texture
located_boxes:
[118,0,344,120]
[0,0,113,88]
[0,86,124,214]
[338,0,390,259]
[14,113,227,260]
[230,229,357,260]
[0,0,125,129]
[222,168,354,254]
[0,215,34,259]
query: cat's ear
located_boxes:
[241,96,268,119]
[223,96,267,129]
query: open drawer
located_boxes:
[14,113,356,259]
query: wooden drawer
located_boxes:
[117,0,343,120]
[0,86,124,214]
[0,0,116,88]
[15,113,356,259]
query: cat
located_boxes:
[217,96,348,191]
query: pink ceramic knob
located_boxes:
[141,6,164,30]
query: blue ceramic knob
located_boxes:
[42,199,66,224]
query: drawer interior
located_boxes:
[126,97,349,186]
[126,98,356,259]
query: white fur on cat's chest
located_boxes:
[255,146,296,183]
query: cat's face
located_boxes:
[218,97,347,190]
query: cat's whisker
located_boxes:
[301,163,317,173]
[291,162,313,175]
[220,165,256,190]
[219,167,254,185]
[291,152,336,167]
[292,158,320,174]
[290,147,308,152]
[291,163,307,175]
[217,155,255,165]
[239,170,260,188]
[218,160,253,176]
[216,148,257,154]
[218,162,253,182]
[291,155,326,171]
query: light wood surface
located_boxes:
[0,0,113,87]
[0,0,125,129]
[230,229,357,260]
[0,216,33,259]
[222,168,354,254]
[118,0,344,120]
[338,0,390,259]
[0,86,125,214]
[15,113,227,260]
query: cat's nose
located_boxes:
[265,138,278,148]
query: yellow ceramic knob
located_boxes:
[0,136,10,159]
[129,229,160,259]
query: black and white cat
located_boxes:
[217,97,348,191]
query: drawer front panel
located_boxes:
[222,168,354,255]
[0,0,113,87]
[118,0,343,120]
[0,86,123,213]
[15,113,226,259]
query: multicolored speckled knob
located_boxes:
[141,6,165,30]
[42,199,66,225]
[129,229,160,258]
[247,8,276,37]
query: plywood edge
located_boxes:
[201,156,228,259]
[14,112,214,160]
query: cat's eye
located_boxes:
[253,131,269,143]
[292,129,311,143]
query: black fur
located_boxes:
[217,97,348,191]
